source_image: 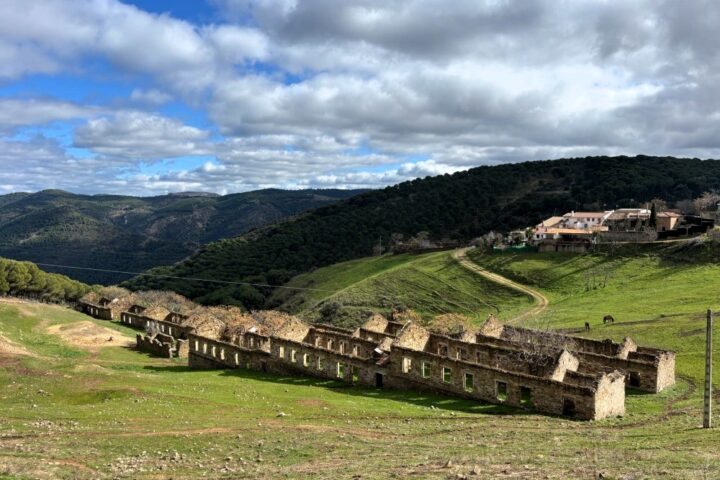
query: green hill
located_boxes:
[467,242,720,382]
[0,188,366,284]
[124,155,720,308]
[0,244,718,477]
[269,251,534,327]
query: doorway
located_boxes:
[375,372,384,388]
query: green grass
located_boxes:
[2,245,720,478]
[271,251,534,327]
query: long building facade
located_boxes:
[180,313,674,420]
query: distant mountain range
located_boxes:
[123,155,720,309]
[0,188,367,284]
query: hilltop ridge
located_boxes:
[124,155,720,308]
[0,188,367,284]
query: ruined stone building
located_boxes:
[78,289,676,421]
[181,313,674,420]
[122,304,235,358]
[78,292,133,320]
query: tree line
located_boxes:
[0,257,91,302]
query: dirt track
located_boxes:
[452,247,549,322]
[46,321,134,350]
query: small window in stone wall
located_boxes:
[212,346,217,357]
[422,362,431,378]
[317,357,324,370]
[496,381,508,401]
[464,373,474,392]
[340,342,346,354]
[442,367,452,383]
[202,343,207,354]
[303,353,310,367]
[291,349,297,363]
[234,353,239,366]
[220,348,225,360]
[194,340,199,351]
[352,366,360,382]
[352,345,359,357]
[278,346,285,358]
[438,344,448,356]
[629,371,641,387]
[402,357,413,374]
[328,339,335,350]
[337,363,345,378]
[457,348,466,360]
[520,386,533,407]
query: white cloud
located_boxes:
[2,0,720,195]
[129,89,173,105]
[0,99,98,131]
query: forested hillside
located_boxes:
[0,188,365,284]
[124,155,720,307]
[0,257,90,302]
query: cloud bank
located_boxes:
[1,0,719,194]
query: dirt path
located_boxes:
[452,247,549,322]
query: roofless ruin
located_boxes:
[79,290,675,421]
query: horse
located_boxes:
[584,322,591,331]
[603,315,615,324]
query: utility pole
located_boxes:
[703,309,713,428]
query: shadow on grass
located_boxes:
[143,364,538,418]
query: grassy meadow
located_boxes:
[270,251,534,327]
[0,245,720,478]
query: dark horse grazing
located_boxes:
[603,315,615,324]
[584,322,590,331]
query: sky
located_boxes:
[1,0,720,196]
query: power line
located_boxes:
[34,262,338,293]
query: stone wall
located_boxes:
[305,328,377,360]
[492,326,675,393]
[425,333,560,377]
[594,372,626,419]
[120,311,147,329]
[575,351,669,392]
[386,346,619,420]
[136,334,173,358]
[80,302,113,320]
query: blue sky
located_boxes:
[0,0,719,195]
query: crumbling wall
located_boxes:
[616,337,637,359]
[575,352,666,392]
[655,351,676,392]
[394,323,430,350]
[80,302,114,320]
[307,328,376,359]
[120,311,147,330]
[593,372,625,419]
[136,334,174,358]
[386,346,601,419]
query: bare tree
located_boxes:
[504,310,579,368]
[693,191,720,215]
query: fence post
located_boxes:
[703,309,713,428]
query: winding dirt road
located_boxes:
[452,247,549,322]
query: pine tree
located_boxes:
[649,203,657,228]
